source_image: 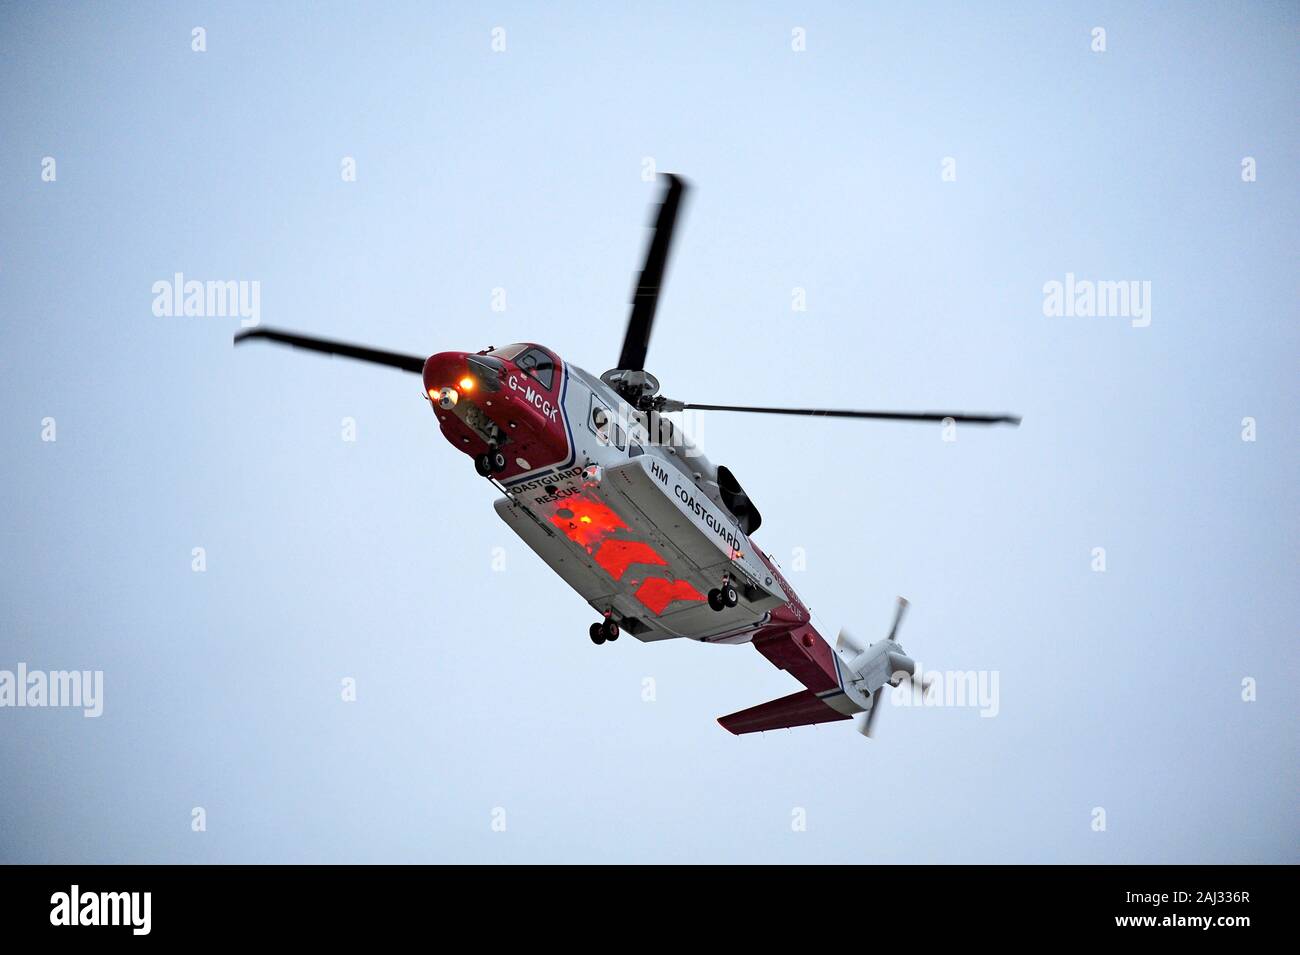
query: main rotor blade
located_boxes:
[234,327,426,374]
[616,174,687,372]
[676,402,1021,426]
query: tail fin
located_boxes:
[717,689,851,735]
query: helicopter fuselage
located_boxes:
[421,343,839,661]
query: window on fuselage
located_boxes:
[517,347,555,390]
[588,395,625,450]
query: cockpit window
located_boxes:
[517,347,555,389]
[487,344,526,361]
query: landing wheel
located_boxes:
[589,622,606,645]
[722,584,739,608]
[603,620,620,641]
[474,453,494,477]
[490,449,508,473]
[707,588,725,612]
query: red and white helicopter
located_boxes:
[235,175,1019,737]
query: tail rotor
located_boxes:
[837,597,933,740]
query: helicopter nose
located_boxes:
[421,352,466,411]
[422,351,462,390]
[422,351,505,403]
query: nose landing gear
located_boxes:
[474,447,508,476]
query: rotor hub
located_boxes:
[600,368,661,405]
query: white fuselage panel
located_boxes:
[494,367,786,642]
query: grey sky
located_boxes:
[1,2,1295,863]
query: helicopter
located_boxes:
[234,174,1020,736]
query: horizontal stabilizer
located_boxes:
[718,689,850,736]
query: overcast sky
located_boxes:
[1,1,1295,863]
